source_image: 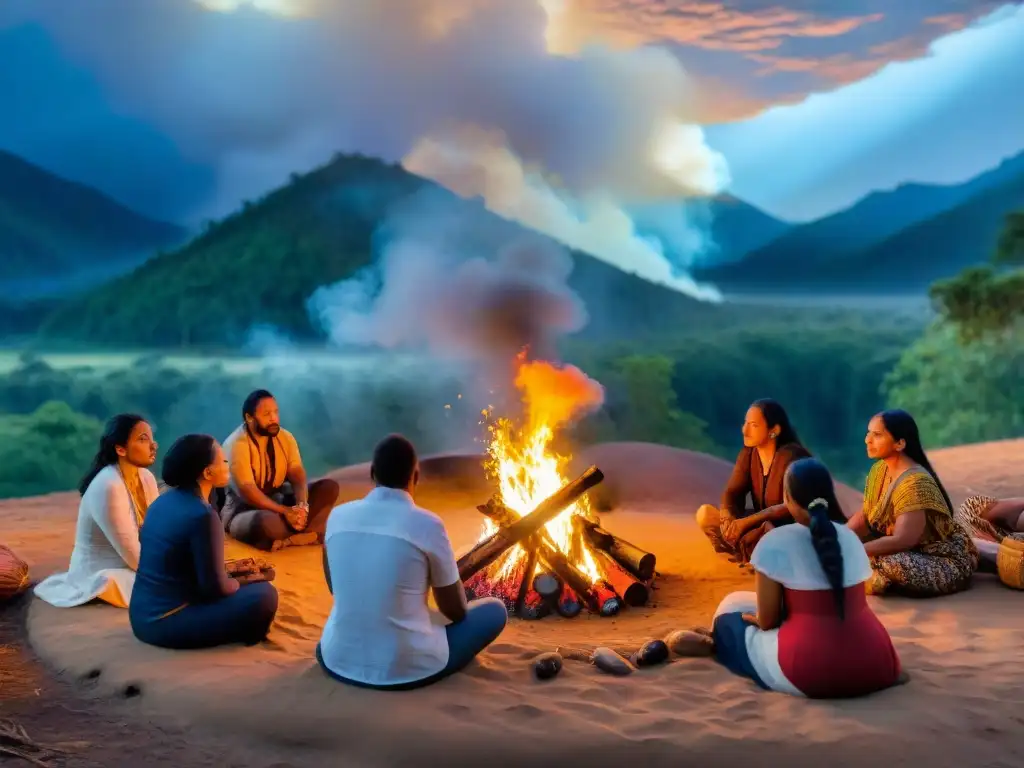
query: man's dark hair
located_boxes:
[371,434,418,489]
[242,389,274,420]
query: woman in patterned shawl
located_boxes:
[847,409,977,597]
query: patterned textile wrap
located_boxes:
[861,464,979,597]
[956,495,1024,544]
[864,463,958,545]
[867,526,977,596]
[0,544,31,602]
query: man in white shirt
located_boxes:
[317,434,507,690]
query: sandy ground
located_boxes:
[2,440,1023,768]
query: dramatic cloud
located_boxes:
[547,0,1008,117]
[0,0,733,296]
[1,0,1017,234]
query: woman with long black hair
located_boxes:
[34,414,159,608]
[696,398,842,563]
[849,409,978,596]
[711,458,902,698]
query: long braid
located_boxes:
[807,497,846,620]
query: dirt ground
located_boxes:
[0,593,274,768]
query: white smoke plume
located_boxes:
[403,126,725,301]
[4,0,730,299]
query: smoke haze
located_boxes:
[309,190,588,367]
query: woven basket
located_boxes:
[996,537,1024,590]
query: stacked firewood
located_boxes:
[458,466,658,619]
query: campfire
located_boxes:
[459,356,657,619]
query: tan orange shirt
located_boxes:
[223,424,303,493]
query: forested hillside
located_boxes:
[39,153,732,347]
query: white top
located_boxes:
[34,465,160,608]
[319,487,462,686]
[749,521,873,589]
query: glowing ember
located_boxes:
[474,354,606,598]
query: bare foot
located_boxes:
[271,531,319,551]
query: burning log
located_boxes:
[457,465,604,582]
[556,586,582,618]
[477,498,601,614]
[573,517,656,581]
[591,581,622,616]
[536,542,601,613]
[592,549,649,607]
[518,588,549,620]
[514,546,540,617]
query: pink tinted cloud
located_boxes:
[555,0,1000,114]
[560,0,884,52]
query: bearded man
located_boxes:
[219,389,340,551]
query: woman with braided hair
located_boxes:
[710,458,902,698]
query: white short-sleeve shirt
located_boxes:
[318,487,461,686]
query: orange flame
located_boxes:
[480,355,605,583]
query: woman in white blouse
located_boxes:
[35,414,159,608]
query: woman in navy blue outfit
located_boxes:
[129,434,279,649]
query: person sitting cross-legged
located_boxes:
[219,389,340,551]
[129,434,279,650]
[316,434,508,690]
[848,410,977,597]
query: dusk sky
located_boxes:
[0,0,1021,225]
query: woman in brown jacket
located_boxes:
[696,399,842,562]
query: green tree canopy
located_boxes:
[931,210,1024,338]
[882,323,1024,447]
[0,401,104,499]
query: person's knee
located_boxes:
[472,597,509,637]
[234,513,289,550]
[255,583,279,616]
[231,514,263,545]
[696,504,719,529]
[713,590,757,618]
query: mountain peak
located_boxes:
[0,149,188,294]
